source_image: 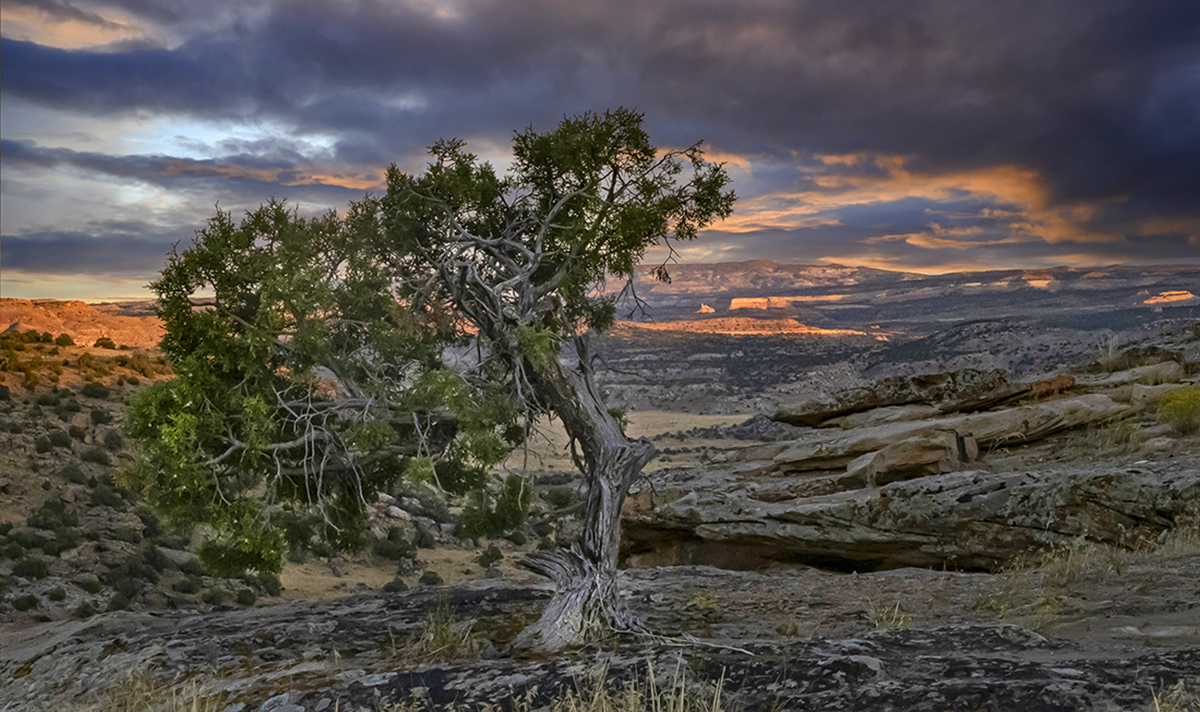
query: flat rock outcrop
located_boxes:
[3,570,1197,711]
[623,450,1200,572]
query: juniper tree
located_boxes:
[129,108,734,651]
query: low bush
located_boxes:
[48,429,72,448]
[104,429,125,451]
[61,463,87,485]
[55,334,74,347]
[90,482,127,509]
[383,577,409,593]
[81,382,110,399]
[201,588,226,606]
[476,544,503,568]
[373,526,417,561]
[93,337,117,350]
[28,497,78,531]
[91,408,112,425]
[74,601,97,618]
[1159,386,1200,435]
[47,586,67,602]
[81,447,112,466]
[69,424,87,441]
[12,594,40,612]
[235,588,257,607]
[13,557,51,579]
[36,394,60,407]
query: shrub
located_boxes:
[543,486,577,511]
[90,482,126,509]
[253,571,281,597]
[13,594,40,611]
[456,474,532,539]
[35,436,54,454]
[82,382,110,399]
[91,408,112,425]
[475,544,503,568]
[236,588,257,607]
[42,530,80,556]
[372,526,416,561]
[0,385,10,401]
[1159,386,1200,435]
[93,337,117,350]
[69,424,87,441]
[201,588,226,606]
[383,577,409,593]
[107,592,129,611]
[179,557,207,577]
[48,429,72,449]
[55,334,74,347]
[47,586,67,602]
[104,430,125,451]
[13,557,50,579]
[74,601,97,618]
[173,576,201,594]
[0,522,12,536]
[0,540,23,559]
[36,394,60,407]
[28,497,78,531]
[81,447,112,466]
[10,530,49,550]
[418,570,443,586]
[61,463,87,485]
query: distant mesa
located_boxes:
[730,295,848,310]
[1144,290,1196,305]
[697,303,716,313]
[619,317,867,337]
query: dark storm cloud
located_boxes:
[1,228,185,276]
[2,0,1198,292]
[1,139,371,205]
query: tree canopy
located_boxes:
[129,108,734,646]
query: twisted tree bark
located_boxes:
[512,335,656,652]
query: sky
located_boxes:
[2,0,1199,301]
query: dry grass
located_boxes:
[865,601,912,631]
[390,595,489,663]
[976,506,1200,626]
[72,672,227,712]
[1151,678,1200,712]
[1058,419,1141,460]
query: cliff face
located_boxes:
[1,299,163,350]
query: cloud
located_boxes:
[2,0,1198,299]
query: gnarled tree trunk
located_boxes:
[513,335,655,652]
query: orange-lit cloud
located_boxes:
[0,1,155,49]
[716,151,1120,246]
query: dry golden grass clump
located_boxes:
[1158,386,1200,435]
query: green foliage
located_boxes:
[81,447,111,466]
[13,557,50,579]
[82,382,110,399]
[93,337,117,350]
[13,594,40,611]
[373,526,417,561]
[28,497,78,531]
[47,586,67,602]
[73,601,97,618]
[91,408,112,425]
[476,544,503,568]
[457,474,532,539]
[35,435,53,454]
[55,333,74,347]
[48,429,72,448]
[543,487,577,511]
[236,588,257,607]
[1158,386,1200,435]
[129,110,733,577]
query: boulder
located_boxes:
[772,369,1014,428]
[746,394,1131,478]
[623,455,1200,571]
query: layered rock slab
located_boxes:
[623,453,1200,571]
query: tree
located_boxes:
[129,108,735,650]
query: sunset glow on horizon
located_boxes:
[3,0,1198,301]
